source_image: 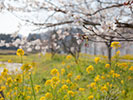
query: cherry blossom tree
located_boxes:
[0,0,133,62]
[0,0,133,97]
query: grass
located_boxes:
[0,50,16,55]
[0,52,133,100]
[120,54,133,60]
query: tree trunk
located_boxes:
[94,43,97,55]
[107,45,112,64]
[102,49,105,56]
[105,41,112,65]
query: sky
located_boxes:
[0,9,53,37]
[0,11,33,36]
[0,11,19,33]
[0,0,130,37]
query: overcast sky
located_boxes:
[0,11,18,33]
[0,10,34,36]
[0,0,130,37]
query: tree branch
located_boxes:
[116,22,133,28]
[86,3,124,16]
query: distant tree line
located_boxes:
[0,34,20,50]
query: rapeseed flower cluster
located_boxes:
[86,65,94,74]
[111,42,121,49]
[16,49,24,56]
[94,57,100,64]
[0,47,132,100]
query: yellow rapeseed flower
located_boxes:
[122,90,125,94]
[1,68,8,76]
[61,68,65,75]
[66,65,70,69]
[50,68,59,76]
[8,59,12,63]
[88,95,94,100]
[106,82,110,86]
[105,64,110,68]
[101,76,105,79]
[51,77,59,83]
[40,97,46,100]
[21,64,32,72]
[25,96,31,100]
[109,70,115,75]
[62,62,65,65]
[0,97,4,100]
[101,85,108,92]
[15,74,22,83]
[121,80,124,84]
[128,76,132,80]
[64,95,68,99]
[34,85,41,92]
[129,66,133,71]
[113,73,120,78]
[90,82,96,88]
[61,85,68,90]
[66,55,72,60]
[16,49,24,56]
[94,75,100,82]
[116,50,120,55]
[66,79,72,84]
[94,57,100,64]
[6,77,13,85]
[86,65,94,74]
[111,42,121,49]
[45,92,52,98]
[68,90,74,97]
[0,86,6,91]
[67,73,72,78]
[75,75,81,81]
[45,80,52,86]
[79,88,85,92]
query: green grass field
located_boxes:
[0,52,133,100]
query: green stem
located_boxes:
[22,73,25,100]
[21,56,23,64]
[30,73,36,100]
[20,55,24,99]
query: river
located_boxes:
[0,62,22,75]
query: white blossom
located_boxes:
[57,30,62,35]
[52,34,56,39]
[27,48,32,52]
[77,39,82,45]
[5,43,10,47]
[11,33,18,38]
[53,43,57,47]
[35,45,40,50]
[64,31,69,36]
[70,47,75,52]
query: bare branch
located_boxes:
[116,22,133,28]
[86,3,124,16]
